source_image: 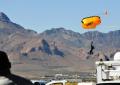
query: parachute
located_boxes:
[81,16,101,29]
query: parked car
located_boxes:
[31,80,47,85]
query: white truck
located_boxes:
[96,52,120,85]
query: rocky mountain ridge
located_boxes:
[0,12,119,78]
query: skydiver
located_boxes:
[88,41,95,55]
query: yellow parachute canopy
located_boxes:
[81,16,101,29]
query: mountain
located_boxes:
[0,12,119,78]
[0,12,11,22]
[0,12,36,36]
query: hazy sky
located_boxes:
[0,0,120,33]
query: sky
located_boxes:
[0,0,120,33]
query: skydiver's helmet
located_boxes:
[0,51,11,70]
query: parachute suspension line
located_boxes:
[88,33,95,55]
